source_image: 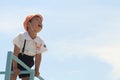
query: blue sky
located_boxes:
[0,0,120,80]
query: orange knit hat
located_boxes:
[23,14,43,30]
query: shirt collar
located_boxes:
[24,31,38,41]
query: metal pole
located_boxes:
[38,76,45,80]
[5,51,13,80]
[30,69,34,80]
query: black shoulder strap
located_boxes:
[22,39,26,53]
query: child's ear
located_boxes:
[28,22,31,25]
[27,22,32,27]
[26,22,31,30]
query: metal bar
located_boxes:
[38,76,45,80]
[19,71,30,74]
[5,51,13,80]
[0,71,45,80]
[0,71,5,74]
[30,69,34,80]
[12,54,45,80]
[0,51,45,80]
[12,54,32,73]
[0,71,31,75]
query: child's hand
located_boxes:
[13,68,20,75]
[35,70,40,77]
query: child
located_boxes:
[11,14,47,80]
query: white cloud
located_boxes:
[52,34,120,80]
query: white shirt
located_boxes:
[13,32,47,56]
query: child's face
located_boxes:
[29,16,42,33]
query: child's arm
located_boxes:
[35,53,42,77]
[12,45,20,75]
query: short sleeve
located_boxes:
[39,43,48,53]
[13,33,22,48]
[36,38,48,54]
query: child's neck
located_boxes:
[28,31,37,39]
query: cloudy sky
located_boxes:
[0,0,120,80]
